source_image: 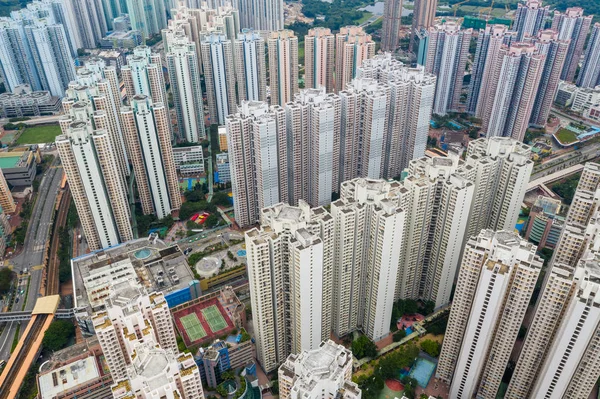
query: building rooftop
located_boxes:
[0,155,23,169]
[38,356,101,399]
[72,236,194,312]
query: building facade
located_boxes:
[304,28,335,93]
[268,30,299,106]
[425,21,471,116]
[436,230,542,398]
[335,26,375,92]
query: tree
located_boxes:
[422,300,435,315]
[212,191,231,207]
[43,320,75,351]
[351,335,378,359]
[204,214,220,228]
[393,329,406,342]
[401,377,419,399]
[0,268,14,295]
[420,339,441,358]
[271,379,279,394]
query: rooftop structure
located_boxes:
[278,340,361,399]
[72,236,197,334]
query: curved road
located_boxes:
[0,159,63,361]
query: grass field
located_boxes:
[202,305,228,332]
[180,313,207,341]
[554,128,579,145]
[16,125,62,144]
[356,11,372,24]
[458,5,507,17]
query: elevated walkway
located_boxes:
[0,295,60,399]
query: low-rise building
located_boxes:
[0,85,62,118]
[0,150,37,186]
[100,30,143,49]
[216,152,230,183]
[278,340,361,399]
[173,146,205,176]
[36,336,113,399]
[525,196,566,250]
[197,335,253,388]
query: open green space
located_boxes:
[16,124,62,144]
[356,11,372,24]
[180,313,207,341]
[554,128,578,145]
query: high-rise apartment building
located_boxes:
[397,155,473,307]
[528,257,600,398]
[436,230,542,398]
[235,0,283,31]
[577,23,600,88]
[529,29,570,127]
[93,289,204,399]
[125,0,167,38]
[335,26,375,92]
[166,34,205,143]
[57,106,133,251]
[410,0,438,52]
[459,137,534,240]
[226,101,286,227]
[304,28,335,93]
[268,30,299,106]
[381,0,403,52]
[481,42,545,140]
[0,170,16,214]
[201,33,236,125]
[505,264,576,399]
[332,178,405,341]
[357,54,437,177]
[120,95,181,219]
[245,201,333,372]
[467,24,514,116]
[425,21,471,116]
[552,7,593,83]
[0,19,40,94]
[338,78,389,181]
[278,340,361,399]
[63,59,130,183]
[512,0,549,41]
[235,29,267,102]
[284,88,341,206]
[122,46,167,106]
[553,162,600,268]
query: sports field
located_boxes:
[202,304,228,332]
[16,125,62,144]
[173,297,236,346]
[180,313,207,341]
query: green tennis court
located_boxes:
[202,305,228,332]
[180,313,207,341]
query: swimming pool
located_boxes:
[408,358,437,388]
[237,249,247,257]
[134,248,152,259]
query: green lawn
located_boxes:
[459,5,507,17]
[16,124,62,144]
[356,11,373,24]
[554,128,579,145]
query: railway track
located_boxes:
[0,315,47,399]
[46,187,71,296]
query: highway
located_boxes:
[0,160,63,361]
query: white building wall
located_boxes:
[450,265,511,399]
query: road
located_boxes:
[531,142,600,181]
[0,160,63,361]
